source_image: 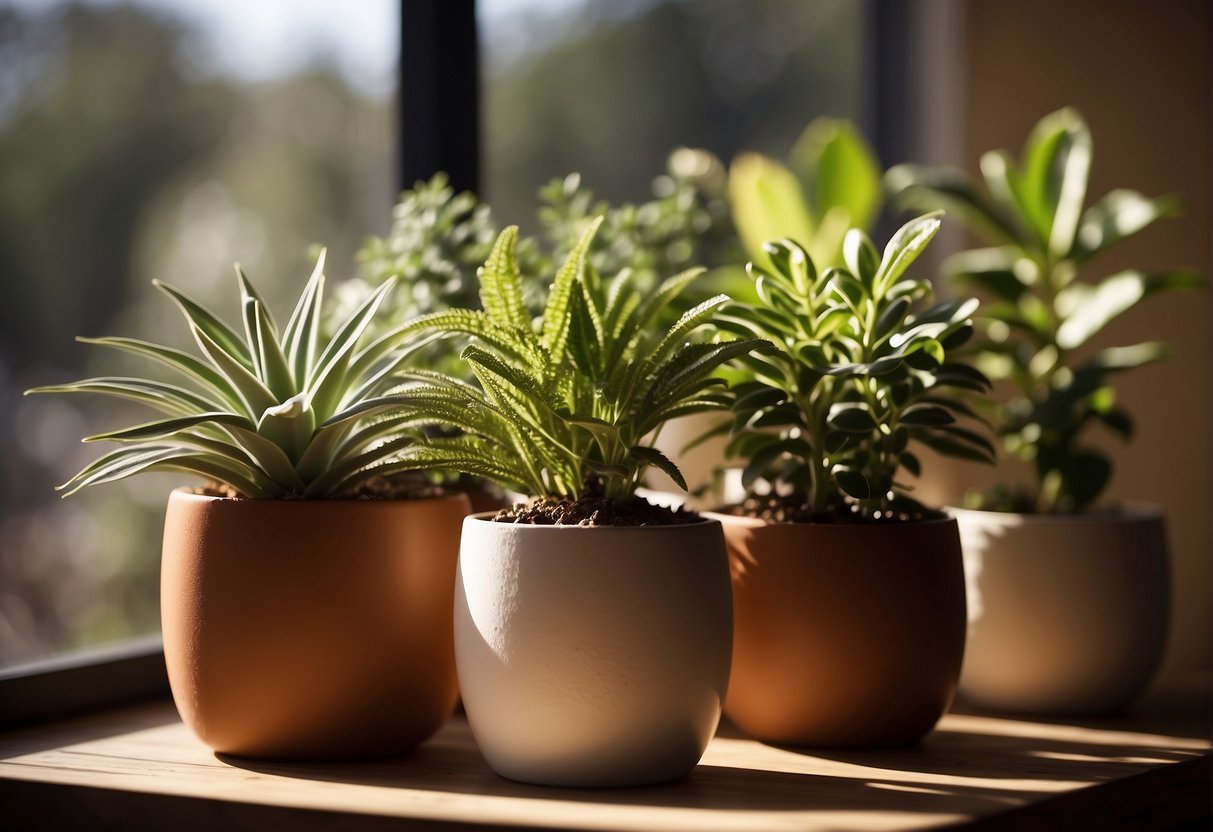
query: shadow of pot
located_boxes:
[954,506,1169,716]
[161,488,468,760]
[709,512,966,748]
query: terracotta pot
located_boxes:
[454,515,733,787]
[712,512,966,748]
[161,488,468,759]
[954,506,1169,715]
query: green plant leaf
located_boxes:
[944,247,1028,302]
[478,226,530,332]
[899,405,956,428]
[282,249,325,387]
[833,467,870,499]
[1020,107,1092,258]
[630,445,687,491]
[828,404,878,433]
[729,152,816,269]
[1074,190,1181,262]
[1055,269,1202,350]
[542,216,601,361]
[875,212,943,293]
[25,377,222,416]
[154,280,254,369]
[885,163,1021,244]
[790,117,882,234]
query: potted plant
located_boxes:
[388,219,768,786]
[886,108,1202,714]
[28,252,470,759]
[708,212,990,747]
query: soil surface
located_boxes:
[493,494,700,526]
[192,472,448,501]
[732,493,944,524]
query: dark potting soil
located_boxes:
[492,494,701,526]
[733,493,944,524]
[192,472,448,501]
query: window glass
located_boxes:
[0,0,398,666]
[478,0,865,224]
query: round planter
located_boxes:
[454,515,733,787]
[161,488,469,759]
[711,512,966,748]
[954,506,1169,715]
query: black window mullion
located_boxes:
[399,0,481,195]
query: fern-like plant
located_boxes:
[886,108,1202,512]
[383,218,769,505]
[720,213,991,521]
[28,252,453,499]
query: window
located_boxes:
[478,0,867,225]
[0,0,399,669]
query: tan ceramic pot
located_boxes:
[161,488,469,759]
[711,512,966,748]
[954,506,1169,715]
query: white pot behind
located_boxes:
[955,506,1170,715]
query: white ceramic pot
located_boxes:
[454,515,733,787]
[954,506,1170,715]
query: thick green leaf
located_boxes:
[76,337,241,409]
[843,229,880,288]
[308,277,397,417]
[84,412,251,443]
[875,212,943,293]
[26,377,222,416]
[282,250,325,387]
[885,163,1021,244]
[790,117,882,233]
[154,280,253,369]
[944,247,1028,302]
[1020,107,1092,258]
[833,467,870,499]
[1055,269,1202,350]
[190,324,278,420]
[828,404,877,433]
[1074,190,1180,262]
[729,152,816,268]
[899,405,955,428]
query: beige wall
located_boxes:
[922,0,1211,680]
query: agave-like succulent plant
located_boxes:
[29,252,446,499]
[720,212,991,521]
[383,218,769,504]
[886,108,1202,512]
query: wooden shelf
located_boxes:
[1,684,1209,831]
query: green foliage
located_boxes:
[720,213,990,519]
[29,253,453,499]
[353,157,735,354]
[887,108,1202,513]
[387,220,768,502]
[729,117,881,272]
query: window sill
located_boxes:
[0,678,1208,830]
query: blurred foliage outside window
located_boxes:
[0,0,863,667]
[0,0,396,666]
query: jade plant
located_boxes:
[886,108,1202,513]
[28,251,453,499]
[719,212,991,521]
[383,218,768,515]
